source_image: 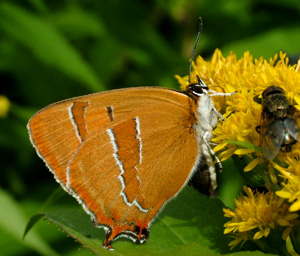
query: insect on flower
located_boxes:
[27,18,236,250]
[256,86,300,160]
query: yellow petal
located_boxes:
[225,84,236,93]
[294,95,300,105]
[290,200,300,212]
[239,224,257,232]
[214,142,228,152]
[244,158,261,172]
[268,164,277,184]
[224,227,236,234]
[276,218,290,226]
[234,148,255,155]
[264,227,270,237]
[284,213,299,220]
[276,190,291,199]
[272,162,288,175]
[253,230,264,240]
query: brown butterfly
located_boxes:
[27,18,235,250]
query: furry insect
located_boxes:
[256,86,300,160]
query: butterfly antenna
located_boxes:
[189,17,203,83]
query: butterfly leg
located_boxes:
[202,131,222,171]
[200,142,217,194]
[212,107,225,121]
[199,131,223,193]
[209,90,237,97]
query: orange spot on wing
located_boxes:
[114,119,141,203]
[71,101,89,141]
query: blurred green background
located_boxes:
[1,0,300,255]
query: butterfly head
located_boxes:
[187,75,209,97]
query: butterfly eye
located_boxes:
[188,84,203,95]
[188,77,209,97]
[190,84,203,95]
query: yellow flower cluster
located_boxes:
[176,49,300,170]
[176,49,300,177]
[275,159,300,212]
[176,49,300,250]
[224,186,298,249]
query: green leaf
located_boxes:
[231,155,265,187]
[29,186,280,255]
[0,2,104,92]
[0,188,59,256]
[28,187,233,255]
[221,27,300,59]
[226,140,261,152]
[23,213,44,240]
[218,158,245,209]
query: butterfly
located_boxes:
[27,18,235,250]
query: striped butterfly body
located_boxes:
[27,80,235,249]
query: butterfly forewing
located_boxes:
[28,87,200,245]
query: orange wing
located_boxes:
[27,87,200,249]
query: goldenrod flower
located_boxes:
[224,186,298,249]
[176,50,300,253]
[275,159,300,212]
[176,50,300,176]
[176,50,300,252]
